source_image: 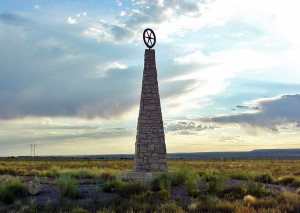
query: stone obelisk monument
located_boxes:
[133,29,167,172]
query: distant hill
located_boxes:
[11,148,300,159]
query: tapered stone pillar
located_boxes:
[133,49,167,172]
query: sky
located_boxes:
[0,0,300,156]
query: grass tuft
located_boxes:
[254,173,275,184]
[102,178,124,193]
[55,174,77,200]
[118,181,151,197]
[157,189,170,201]
[157,201,185,213]
[243,195,256,204]
[0,176,27,204]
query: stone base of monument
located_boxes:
[119,171,161,181]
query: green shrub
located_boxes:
[102,179,124,193]
[202,173,225,194]
[228,183,247,198]
[75,168,94,179]
[0,167,18,175]
[190,189,200,198]
[185,179,198,196]
[201,172,221,182]
[0,176,27,204]
[248,182,271,198]
[229,172,256,181]
[118,181,151,197]
[50,166,61,177]
[157,202,185,213]
[254,173,275,184]
[151,172,172,191]
[171,167,194,186]
[157,189,170,201]
[198,171,207,177]
[55,174,77,199]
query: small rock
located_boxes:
[27,180,41,196]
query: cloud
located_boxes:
[219,135,243,143]
[165,120,218,135]
[67,17,77,24]
[83,27,112,42]
[236,105,260,110]
[97,62,128,78]
[116,0,122,6]
[201,94,300,130]
[34,5,40,9]
[82,0,204,43]
[0,15,143,120]
[0,11,30,26]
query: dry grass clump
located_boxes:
[188,196,236,213]
[157,202,185,213]
[296,188,300,195]
[243,195,256,204]
[276,176,300,187]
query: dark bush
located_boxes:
[227,183,247,198]
[276,176,300,187]
[151,172,172,191]
[102,179,124,193]
[254,173,275,184]
[0,177,27,204]
[248,182,271,198]
[157,189,170,201]
[198,171,207,177]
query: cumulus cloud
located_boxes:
[201,94,300,130]
[67,16,77,24]
[34,5,40,9]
